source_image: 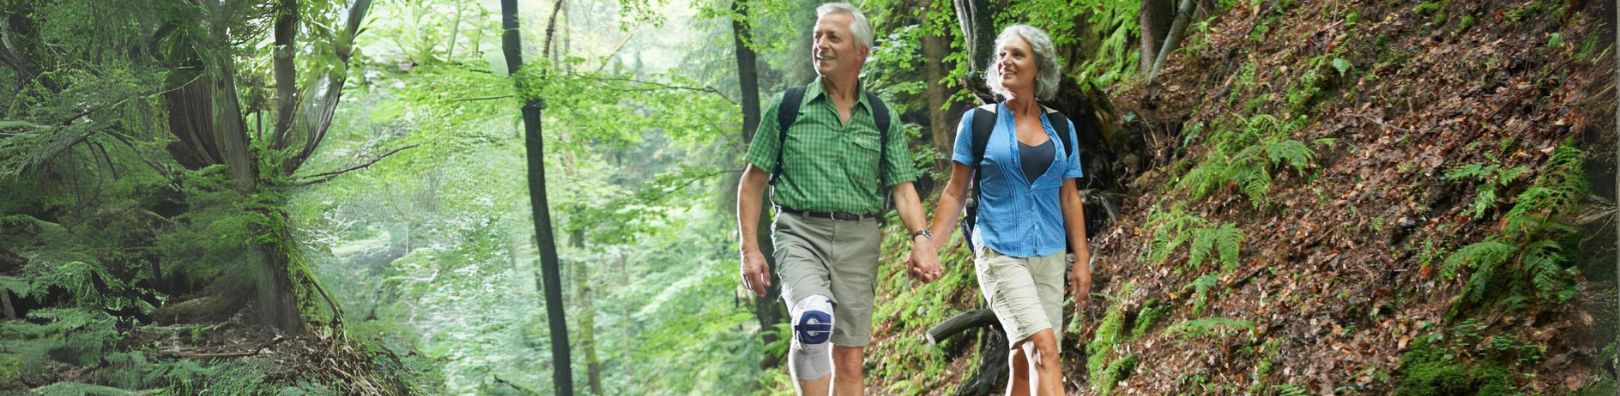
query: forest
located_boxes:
[0,0,1616,394]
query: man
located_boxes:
[735,3,941,395]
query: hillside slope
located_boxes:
[865,0,1617,394]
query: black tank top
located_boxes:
[1019,139,1055,183]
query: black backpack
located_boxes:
[767,86,894,213]
[960,105,1074,250]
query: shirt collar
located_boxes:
[807,76,871,111]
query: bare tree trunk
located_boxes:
[618,253,633,384]
[447,1,463,59]
[1148,0,1197,83]
[574,260,601,394]
[1138,0,1175,74]
[568,231,602,395]
[733,0,761,143]
[922,0,954,170]
[1613,0,1618,356]
[730,0,784,371]
[502,0,573,393]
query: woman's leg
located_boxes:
[1007,339,1032,396]
[1025,329,1063,395]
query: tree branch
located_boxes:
[573,75,736,104]
[289,144,419,186]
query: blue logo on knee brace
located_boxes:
[795,310,833,344]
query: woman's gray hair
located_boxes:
[816,3,874,51]
[986,24,1061,101]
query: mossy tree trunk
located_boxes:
[155,0,374,334]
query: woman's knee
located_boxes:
[1027,331,1060,368]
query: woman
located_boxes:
[922,24,1091,396]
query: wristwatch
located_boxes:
[911,229,932,240]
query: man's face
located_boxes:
[812,13,866,78]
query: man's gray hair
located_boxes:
[816,3,874,51]
[986,24,1062,101]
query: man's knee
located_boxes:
[789,295,835,380]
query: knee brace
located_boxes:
[788,295,835,380]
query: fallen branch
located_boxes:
[926,309,998,345]
[160,335,288,359]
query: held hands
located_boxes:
[904,234,943,283]
[740,249,771,297]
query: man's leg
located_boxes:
[789,295,837,394]
[774,213,840,395]
[831,345,864,395]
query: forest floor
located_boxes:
[864,0,1617,394]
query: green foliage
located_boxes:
[1395,337,1517,396]
[1142,206,1206,266]
[1188,272,1221,315]
[1036,0,1142,87]
[1275,383,1311,396]
[1162,317,1255,340]
[1093,354,1138,396]
[1413,1,1447,27]
[1189,223,1244,273]
[1142,207,1244,273]
[1441,142,1588,317]
[1088,281,1134,394]
[1130,300,1165,338]
[0,308,120,385]
[1176,114,1314,208]
[1443,162,1529,219]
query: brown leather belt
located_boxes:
[779,207,877,221]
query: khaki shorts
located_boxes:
[773,212,881,347]
[975,248,1068,345]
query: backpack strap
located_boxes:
[769,87,808,186]
[1047,109,1074,158]
[868,92,891,192]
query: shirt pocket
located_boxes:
[848,134,881,184]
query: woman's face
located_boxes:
[996,36,1037,96]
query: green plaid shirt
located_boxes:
[744,78,916,214]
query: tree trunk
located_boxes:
[733,0,761,143]
[1148,0,1197,83]
[448,1,463,59]
[1138,0,1176,74]
[618,253,634,383]
[730,0,785,371]
[953,0,995,103]
[573,260,602,394]
[501,0,574,393]
[1613,0,1618,358]
[922,0,954,170]
[568,230,603,395]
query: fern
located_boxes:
[1443,162,1530,219]
[1439,239,1513,279]
[1142,207,1208,265]
[1188,272,1220,315]
[1174,113,1313,208]
[1521,240,1575,301]
[1188,224,1244,272]
[1264,139,1314,174]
